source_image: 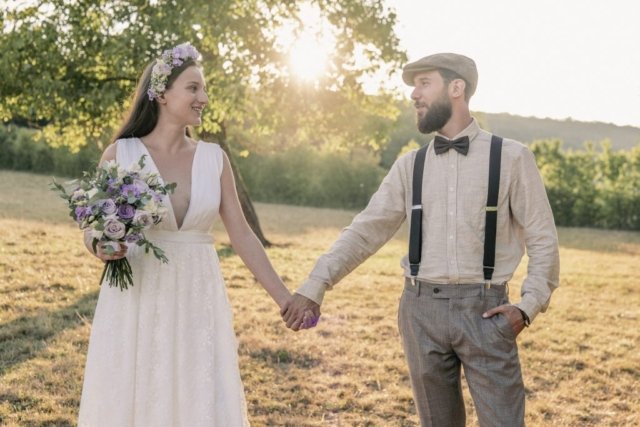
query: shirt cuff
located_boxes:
[295,278,328,306]
[514,297,542,324]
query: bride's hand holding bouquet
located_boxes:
[51,155,175,290]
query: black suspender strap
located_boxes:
[483,135,503,282]
[408,144,428,277]
[408,135,503,283]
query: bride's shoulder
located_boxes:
[198,140,226,171]
[99,142,118,165]
[198,140,223,154]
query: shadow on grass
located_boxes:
[0,290,99,377]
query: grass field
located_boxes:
[1,169,639,426]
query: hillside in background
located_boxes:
[481,112,640,150]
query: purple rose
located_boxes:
[125,233,142,243]
[99,199,117,215]
[107,178,119,193]
[117,204,136,220]
[103,218,126,240]
[121,184,141,199]
[74,206,92,221]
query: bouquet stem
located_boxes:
[100,258,134,291]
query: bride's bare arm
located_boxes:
[218,151,291,310]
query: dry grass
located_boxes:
[0,170,639,426]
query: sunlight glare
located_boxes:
[289,33,330,81]
[277,2,335,82]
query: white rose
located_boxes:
[144,199,158,213]
[71,189,86,201]
[132,210,153,229]
[129,161,142,173]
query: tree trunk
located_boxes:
[199,124,271,247]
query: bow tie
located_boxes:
[433,135,470,155]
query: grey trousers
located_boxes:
[398,279,525,427]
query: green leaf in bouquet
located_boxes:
[92,238,99,255]
[138,154,147,169]
[102,244,116,256]
[88,191,110,203]
[164,182,177,194]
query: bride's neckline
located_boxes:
[135,137,200,231]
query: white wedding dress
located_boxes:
[78,138,249,426]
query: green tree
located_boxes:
[1,0,405,244]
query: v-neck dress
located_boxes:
[78,138,249,426]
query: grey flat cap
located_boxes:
[402,52,478,95]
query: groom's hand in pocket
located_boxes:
[281,293,321,331]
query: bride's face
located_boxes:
[160,66,209,126]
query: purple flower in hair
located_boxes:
[148,42,201,101]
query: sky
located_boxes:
[388,0,640,128]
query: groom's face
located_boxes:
[411,70,453,134]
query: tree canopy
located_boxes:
[1,0,406,152]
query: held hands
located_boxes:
[482,304,527,337]
[281,293,321,331]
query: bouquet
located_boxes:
[51,155,176,291]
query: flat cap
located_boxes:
[402,52,478,96]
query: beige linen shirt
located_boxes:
[297,119,559,322]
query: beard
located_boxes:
[416,92,452,134]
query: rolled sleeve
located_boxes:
[510,147,560,322]
[295,153,411,300]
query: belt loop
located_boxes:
[416,280,421,297]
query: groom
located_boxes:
[281,52,559,426]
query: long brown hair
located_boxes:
[112,58,199,142]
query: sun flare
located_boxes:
[289,34,330,81]
[276,3,335,82]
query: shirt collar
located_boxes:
[434,118,481,142]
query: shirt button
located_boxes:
[433,288,440,294]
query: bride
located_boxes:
[78,42,316,426]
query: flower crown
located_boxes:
[147,42,201,101]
